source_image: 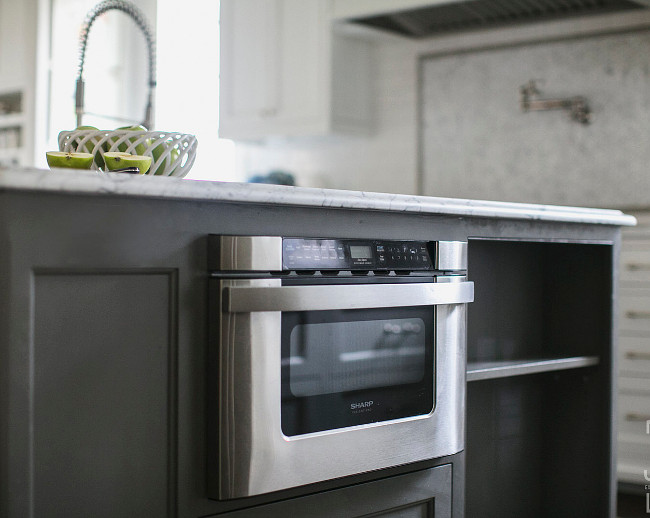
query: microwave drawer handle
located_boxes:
[224,281,474,313]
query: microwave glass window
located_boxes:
[349,245,372,259]
[288,318,426,397]
[281,305,435,436]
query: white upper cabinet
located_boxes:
[219,0,373,140]
[0,0,27,90]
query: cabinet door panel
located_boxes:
[0,0,26,87]
[219,0,350,139]
[370,502,431,517]
[220,0,280,120]
[277,0,327,123]
[211,465,451,518]
[32,271,176,518]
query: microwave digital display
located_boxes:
[349,245,373,259]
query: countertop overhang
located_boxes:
[0,167,637,226]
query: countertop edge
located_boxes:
[0,167,637,227]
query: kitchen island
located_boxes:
[0,167,635,518]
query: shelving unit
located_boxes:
[0,91,24,167]
[465,238,614,518]
[617,210,650,489]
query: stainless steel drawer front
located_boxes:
[436,241,468,271]
[214,235,283,271]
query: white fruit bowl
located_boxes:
[58,129,198,177]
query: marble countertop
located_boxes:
[0,167,636,226]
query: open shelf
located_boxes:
[466,239,614,517]
[467,355,599,381]
[0,113,24,128]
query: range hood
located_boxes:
[349,0,645,38]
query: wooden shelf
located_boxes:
[467,356,600,382]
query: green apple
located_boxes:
[113,125,148,155]
[46,151,94,170]
[150,140,180,176]
[118,125,147,131]
[74,125,104,168]
[104,152,152,174]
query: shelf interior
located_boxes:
[465,239,614,517]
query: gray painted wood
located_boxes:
[0,189,623,517]
[32,272,175,517]
[208,465,452,518]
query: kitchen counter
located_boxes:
[0,166,636,226]
[0,165,633,518]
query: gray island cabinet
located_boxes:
[0,168,635,518]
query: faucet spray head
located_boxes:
[75,0,156,129]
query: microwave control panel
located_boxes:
[282,238,434,271]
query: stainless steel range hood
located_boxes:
[349,0,647,38]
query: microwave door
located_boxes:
[211,278,473,499]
